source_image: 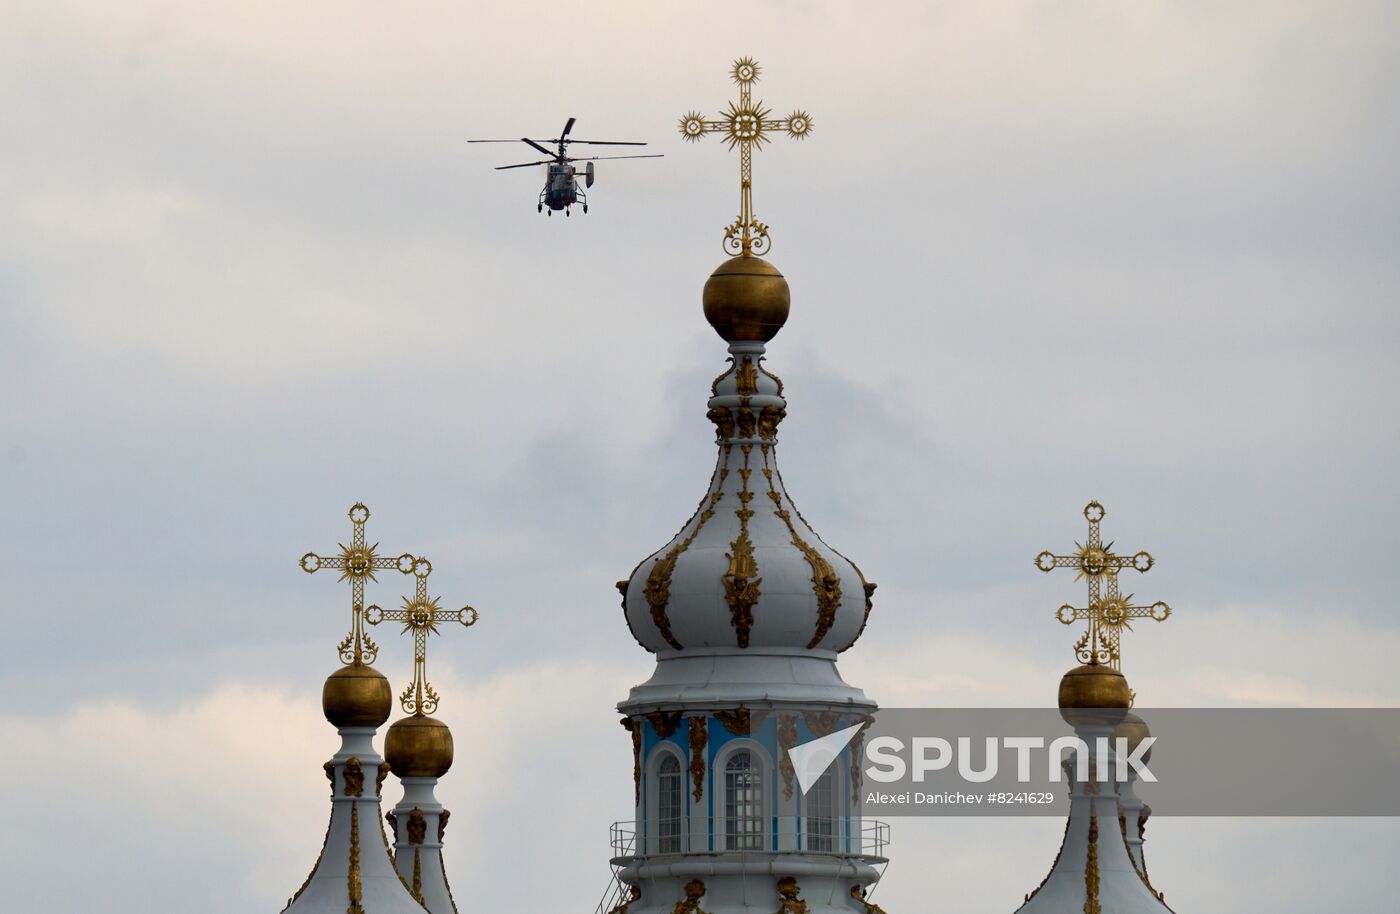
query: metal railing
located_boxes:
[593,824,636,914]
[609,816,890,859]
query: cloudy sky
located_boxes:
[2,2,1397,912]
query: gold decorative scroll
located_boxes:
[621,717,642,806]
[1084,810,1102,914]
[849,886,887,914]
[774,877,809,914]
[689,717,708,801]
[347,802,364,914]
[672,879,709,914]
[778,714,798,799]
[724,462,762,647]
[609,886,642,914]
[646,710,684,738]
[407,807,426,845]
[716,707,771,735]
[646,460,732,650]
[761,466,842,648]
[343,758,365,797]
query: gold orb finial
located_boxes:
[322,663,393,729]
[702,255,791,342]
[1057,661,1131,727]
[385,713,455,778]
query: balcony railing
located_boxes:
[609,816,889,860]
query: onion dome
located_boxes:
[620,255,874,658]
[385,714,455,779]
[1114,712,1153,764]
[322,662,392,729]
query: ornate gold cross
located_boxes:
[1035,501,1171,671]
[301,503,417,665]
[366,557,478,716]
[679,57,813,256]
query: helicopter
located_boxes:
[469,118,661,215]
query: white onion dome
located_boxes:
[620,255,875,657]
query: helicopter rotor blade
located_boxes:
[494,160,554,170]
[563,140,649,146]
[520,138,555,157]
[567,154,665,162]
[562,117,576,138]
[468,139,532,143]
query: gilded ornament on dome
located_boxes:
[724,466,763,647]
[761,467,843,648]
[774,877,809,914]
[343,757,365,797]
[376,760,390,795]
[802,710,841,738]
[715,707,769,735]
[620,717,642,805]
[609,885,642,914]
[323,759,335,794]
[849,886,886,914]
[757,406,785,441]
[347,802,364,914]
[688,717,708,801]
[644,462,731,650]
[777,715,798,799]
[407,807,427,845]
[438,808,450,842]
[410,848,423,903]
[672,879,709,914]
[1084,810,1102,914]
[646,709,684,738]
[735,357,760,395]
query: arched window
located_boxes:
[657,754,683,853]
[805,767,835,852]
[724,751,764,850]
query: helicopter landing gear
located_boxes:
[547,209,552,217]
[565,207,570,217]
[537,203,542,213]
[583,204,588,213]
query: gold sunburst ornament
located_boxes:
[365,556,479,716]
[301,503,417,665]
[678,57,814,256]
[1035,501,1172,674]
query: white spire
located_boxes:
[282,723,427,914]
[388,778,457,914]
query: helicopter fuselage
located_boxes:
[540,162,579,211]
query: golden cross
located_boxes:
[679,57,813,256]
[1035,501,1171,671]
[366,557,478,716]
[300,503,417,665]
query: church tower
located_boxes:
[1018,503,1177,913]
[282,504,434,914]
[605,58,887,914]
